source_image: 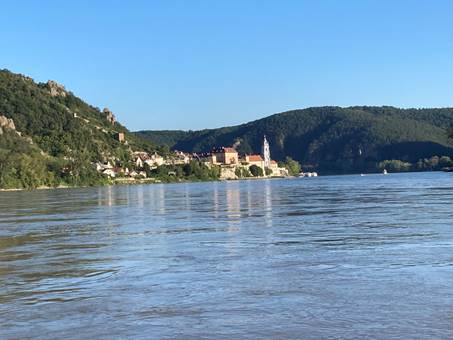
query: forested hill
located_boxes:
[136,106,453,173]
[0,69,156,188]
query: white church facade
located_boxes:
[238,136,288,177]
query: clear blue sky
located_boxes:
[1,1,452,130]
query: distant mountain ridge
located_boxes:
[135,106,453,173]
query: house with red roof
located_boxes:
[244,154,265,168]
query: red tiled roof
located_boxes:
[247,155,263,162]
[223,147,237,153]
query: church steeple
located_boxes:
[262,135,271,168]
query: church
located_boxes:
[243,136,283,176]
[200,136,288,178]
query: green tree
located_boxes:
[283,157,301,176]
[378,159,411,172]
[249,165,263,177]
[235,167,250,178]
[439,156,453,168]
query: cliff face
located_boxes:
[0,115,15,134]
[46,80,67,97]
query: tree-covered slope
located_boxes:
[0,69,155,188]
[136,106,453,173]
[134,130,191,149]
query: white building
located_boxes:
[145,152,165,168]
[262,135,271,168]
[102,168,116,178]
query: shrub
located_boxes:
[249,164,263,177]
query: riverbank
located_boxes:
[0,175,293,192]
[0,184,71,192]
[4,170,450,192]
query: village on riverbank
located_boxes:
[95,136,298,183]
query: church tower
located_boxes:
[262,135,271,168]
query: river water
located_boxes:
[1,172,453,339]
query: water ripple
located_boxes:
[2,173,453,338]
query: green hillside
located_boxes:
[136,106,453,173]
[0,69,156,189]
[135,130,191,149]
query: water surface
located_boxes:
[1,173,453,339]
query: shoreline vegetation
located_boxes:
[0,174,289,192]
[1,169,451,193]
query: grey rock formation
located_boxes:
[103,108,116,125]
[47,80,67,97]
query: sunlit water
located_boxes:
[1,172,453,339]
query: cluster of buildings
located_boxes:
[95,162,146,179]
[194,136,288,179]
[95,151,167,179]
[96,136,288,179]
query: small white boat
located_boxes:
[383,169,388,175]
[299,172,318,178]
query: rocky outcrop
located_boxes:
[0,115,16,134]
[47,80,67,97]
[20,75,33,82]
[103,108,116,125]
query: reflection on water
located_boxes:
[2,173,453,338]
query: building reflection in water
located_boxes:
[94,180,274,234]
[264,180,273,228]
[212,182,219,219]
[96,186,121,235]
[136,185,144,208]
[98,186,113,207]
[225,182,241,233]
[184,183,191,212]
[152,184,166,214]
[246,180,253,218]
